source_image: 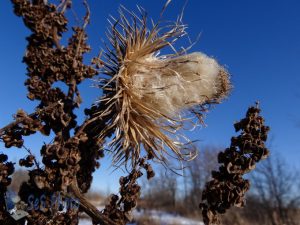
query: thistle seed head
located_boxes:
[92,5,231,166]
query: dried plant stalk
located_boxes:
[91,6,231,166]
[200,103,270,225]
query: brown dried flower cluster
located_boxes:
[1,110,44,148]
[199,103,270,225]
[18,169,77,225]
[0,0,103,224]
[103,157,155,224]
[10,0,84,196]
[0,154,14,194]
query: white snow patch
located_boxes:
[79,209,203,225]
[79,219,92,225]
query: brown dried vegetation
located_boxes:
[200,103,270,225]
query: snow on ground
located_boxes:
[79,219,92,225]
[79,209,204,225]
[131,209,203,225]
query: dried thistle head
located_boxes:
[92,4,231,166]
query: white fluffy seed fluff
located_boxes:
[131,52,226,116]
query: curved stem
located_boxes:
[69,180,118,225]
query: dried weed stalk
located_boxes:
[1,0,110,224]
[200,103,270,225]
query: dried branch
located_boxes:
[0,102,59,136]
[69,181,118,225]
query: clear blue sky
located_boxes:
[1,0,300,193]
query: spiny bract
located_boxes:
[92,5,231,166]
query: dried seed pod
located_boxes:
[33,175,47,189]
[56,147,68,160]
[91,6,231,166]
[0,154,8,163]
[19,155,35,167]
